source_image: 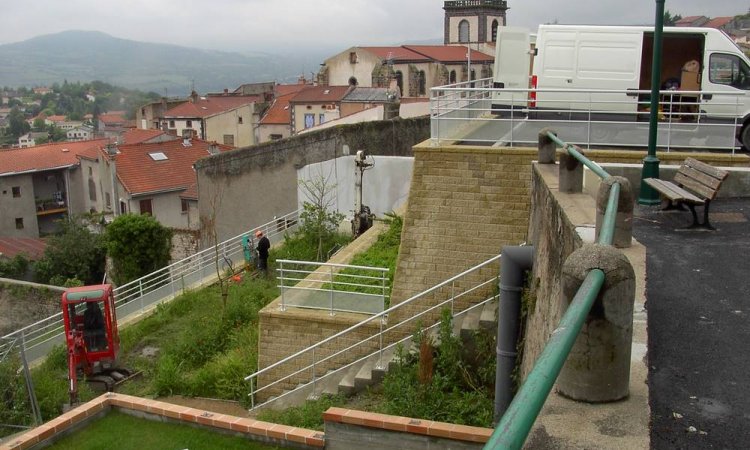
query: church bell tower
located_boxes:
[443,0,509,46]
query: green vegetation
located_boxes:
[34,218,106,286]
[47,410,282,450]
[257,394,348,431]
[105,214,173,286]
[0,254,30,279]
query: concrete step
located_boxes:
[371,345,400,384]
[337,369,357,396]
[479,299,498,331]
[460,306,482,341]
[354,359,376,391]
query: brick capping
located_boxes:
[2,393,324,449]
[323,407,492,443]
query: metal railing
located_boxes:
[485,132,620,449]
[277,260,389,315]
[0,210,300,366]
[245,254,501,409]
[431,78,743,152]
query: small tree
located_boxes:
[105,214,173,286]
[34,219,106,285]
[299,175,344,261]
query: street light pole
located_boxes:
[638,0,666,205]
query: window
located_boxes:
[15,218,23,229]
[349,52,358,64]
[181,199,189,213]
[105,192,111,208]
[491,20,499,42]
[88,178,97,202]
[348,76,358,86]
[139,199,153,216]
[709,53,750,90]
[185,120,193,128]
[319,114,326,124]
[169,120,175,128]
[223,134,235,146]
[304,113,315,129]
[418,70,426,96]
[238,116,243,124]
[12,186,20,198]
[120,201,127,214]
[458,20,470,43]
[395,71,404,96]
[269,134,283,141]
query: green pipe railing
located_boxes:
[484,131,622,449]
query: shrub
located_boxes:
[34,219,105,285]
[105,214,172,285]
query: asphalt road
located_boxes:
[633,198,750,449]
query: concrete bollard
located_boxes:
[559,149,583,193]
[558,243,635,402]
[537,128,557,164]
[596,176,634,248]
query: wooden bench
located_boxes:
[644,158,729,230]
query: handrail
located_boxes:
[485,133,620,449]
[244,254,502,403]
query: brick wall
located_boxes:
[389,144,538,325]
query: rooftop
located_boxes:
[289,85,352,104]
[0,139,109,177]
[0,237,47,259]
[405,45,494,63]
[163,95,261,118]
[119,128,173,145]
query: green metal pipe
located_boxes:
[546,131,611,180]
[598,183,621,246]
[484,269,606,450]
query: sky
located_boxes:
[0,0,745,53]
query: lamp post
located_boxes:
[638,0,666,205]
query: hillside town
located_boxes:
[1,1,750,449]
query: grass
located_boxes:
[46,410,283,450]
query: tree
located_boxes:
[105,214,173,286]
[7,107,30,138]
[664,10,682,26]
[34,219,106,285]
[298,175,345,261]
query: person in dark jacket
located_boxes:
[256,230,270,273]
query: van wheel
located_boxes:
[742,124,750,152]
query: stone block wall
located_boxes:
[389,144,538,326]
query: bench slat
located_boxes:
[644,178,705,204]
[677,165,723,191]
[674,172,718,200]
[684,157,729,181]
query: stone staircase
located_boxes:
[256,299,497,411]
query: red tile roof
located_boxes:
[111,139,232,196]
[260,88,308,125]
[360,46,431,62]
[120,129,172,145]
[0,237,47,260]
[0,139,109,176]
[46,115,67,123]
[99,114,126,125]
[404,45,494,63]
[704,17,733,29]
[180,183,198,200]
[163,96,260,118]
[289,86,352,104]
[675,16,706,26]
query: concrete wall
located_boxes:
[324,48,383,87]
[204,104,257,148]
[0,174,38,237]
[390,144,537,325]
[258,123,291,144]
[126,191,191,229]
[171,228,201,261]
[194,117,429,244]
[296,155,413,220]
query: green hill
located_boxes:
[0,30,308,94]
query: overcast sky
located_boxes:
[0,0,745,52]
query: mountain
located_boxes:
[0,30,320,95]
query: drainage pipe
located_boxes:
[494,245,534,424]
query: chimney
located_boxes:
[298,74,306,85]
[223,88,229,95]
[182,137,192,147]
[105,143,119,156]
[161,97,167,110]
[207,142,219,155]
[190,91,199,103]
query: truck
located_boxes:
[492,25,750,149]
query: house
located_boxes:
[119,128,176,145]
[674,16,710,27]
[33,87,52,96]
[0,139,110,238]
[319,45,493,98]
[257,83,310,143]
[66,125,95,142]
[287,85,352,134]
[159,92,262,148]
[703,16,735,31]
[99,138,231,230]
[136,98,189,130]
[340,86,399,118]
[18,132,49,148]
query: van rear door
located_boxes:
[492,27,531,113]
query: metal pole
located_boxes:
[280,261,286,311]
[378,317,384,369]
[638,0,666,205]
[329,266,335,316]
[20,331,42,425]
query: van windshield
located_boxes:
[709,53,750,90]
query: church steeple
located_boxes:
[443,0,509,45]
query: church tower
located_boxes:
[444,0,508,49]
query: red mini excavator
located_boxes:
[62,284,134,405]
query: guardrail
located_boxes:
[431,78,743,153]
[246,254,501,409]
[0,210,300,365]
[485,132,628,449]
[277,259,389,315]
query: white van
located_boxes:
[492,25,750,149]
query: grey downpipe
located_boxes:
[494,245,534,424]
